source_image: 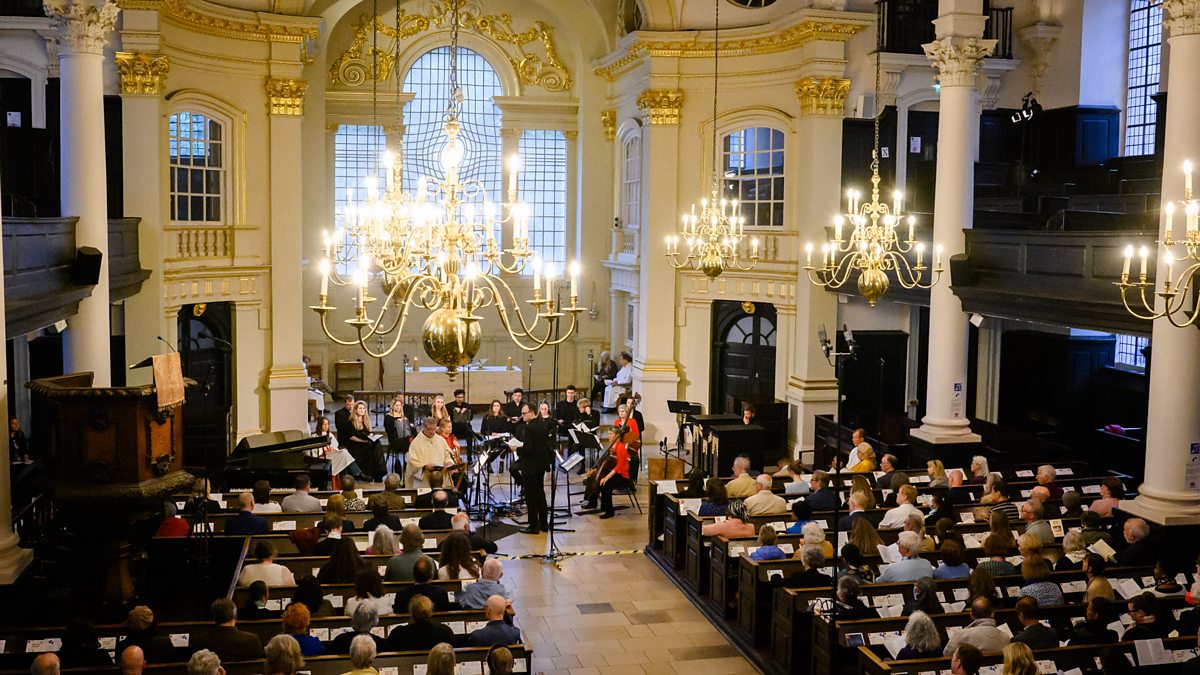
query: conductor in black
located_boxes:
[521,401,556,534]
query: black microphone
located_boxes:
[156,335,176,353]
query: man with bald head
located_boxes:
[466,595,521,647]
[224,492,268,535]
[451,511,497,554]
[119,646,145,675]
[1028,485,1061,518]
[31,654,59,675]
[458,558,512,608]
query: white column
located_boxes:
[45,0,119,386]
[910,0,993,445]
[1121,0,1200,525]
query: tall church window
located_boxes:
[1125,0,1163,156]
[621,134,642,230]
[721,127,785,227]
[168,112,224,223]
[518,129,567,269]
[333,124,387,275]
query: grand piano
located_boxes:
[222,430,331,490]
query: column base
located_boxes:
[632,359,680,445]
[0,540,34,585]
[905,429,983,472]
[1118,486,1200,526]
[785,375,838,465]
[267,367,309,433]
[910,416,982,445]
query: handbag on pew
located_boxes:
[289,526,320,556]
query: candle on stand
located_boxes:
[544,263,555,298]
[935,244,943,269]
[1186,160,1194,195]
[822,243,830,267]
[319,259,329,296]
[751,238,759,258]
[532,256,541,290]
[1166,251,1175,287]
[805,242,813,266]
[908,216,915,242]
[893,190,901,215]
[834,216,844,242]
[570,261,579,298]
[1165,201,1176,238]
[1140,246,1149,276]
[1123,245,1133,278]
[1188,201,1199,233]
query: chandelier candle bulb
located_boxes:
[805,242,813,266]
[935,244,943,269]
[751,238,759,258]
[1165,202,1176,238]
[835,216,844,242]
[1140,246,1149,277]
[1123,245,1133,278]
[1188,201,1199,233]
[319,259,329,296]
[570,261,579,298]
[544,263,555,298]
[916,242,925,267]
[1186,160,1194,196]
[908,216,915,242]
[893,190,901,215]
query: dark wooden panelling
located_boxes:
[998,331,1117,436]
[1026,245,1086,276]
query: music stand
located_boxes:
[666,400,702,469]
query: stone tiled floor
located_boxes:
[484,470,759,675]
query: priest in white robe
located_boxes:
[406,417,455,489]
[602,352,634,410]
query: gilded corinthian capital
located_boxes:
[636,89,683,126]
[115,52,169,96]
[265,77,308,116]
[922,37,996,88]
[795,77,850,117]
[1165,0,1200,37]
[43,0,119,55]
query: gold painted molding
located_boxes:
[115,51,170,96]
[266,77,307,116]
[601,109,616,140]
[795,76,849,117]
[636,89,683,126]
[595,20,866,81]
[159,0,318,44]
[329,0,572,93]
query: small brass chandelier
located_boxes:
[664,0,759,278]
[802,35,942,306]
[312,0,582,378]
[1117,160,1200,327]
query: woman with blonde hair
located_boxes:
[427,642,457,675]
[987,510,1017,550]
[1001,642,1038,675]
[847,446,876,473]
[849,476,877,509]
[346,400,383,480]
[1017,532,1043,559]
[927,459,948,488]
[322,493,354,533]
[848,517,883,554]
[429,394,450,425]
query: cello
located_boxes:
[584,393,641,506]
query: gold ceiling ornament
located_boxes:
[594,19,867,82]
[329,0,572,93]
[601,109,616,141]
[265,77,308,116]
[115,51,170,96]
[315,0,583,379]
[795,76,850,117]
[1118,160,1200,326]
[159,0,318,44]
[636,89,683,126]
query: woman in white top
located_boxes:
[237,541,296,587]
[343,568,393,617]
[435,532,480,580]
[313,416,363,479]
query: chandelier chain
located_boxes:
[447,0,461,121]
[711,0,719,191]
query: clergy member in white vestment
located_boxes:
[602,352,633,410]
[406,417,455,489]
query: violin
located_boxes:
[584,393,642,506]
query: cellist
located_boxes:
[597,426,633,519]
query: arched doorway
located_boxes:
[177,301,234,475]
[710,301,777,412]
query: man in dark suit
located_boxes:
[1011,597,1058,649]
[224,493,268,535]
[393,557,452,612]
[554,385,580,432]
[803,470,839,511]
[382,594,456,652]
[418,491,455,530]
[1116,518,1157,567]
[362,501,401,533]
[837,491,868,531]
[465,595,521,647]
[520,402,556,534]
[875,454,900,490]
[191,599,264,663]
[334,395,355,446]
[449,389,474,445]
[502,389,525,422]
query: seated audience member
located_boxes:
[30,654,59,675]
[927,460,949,488]
[346,634,378,675]
[116,606,177,664]
[467,595,521,647]
[419,490,456,530]
[238,541,295,587]
[904,577,944,616]
[1055,531,1086,571]
[904,513,937,553]
[933,540,971,580]
[968,456,990,484]
[803,470,838,511]
[264,635,304,675]
[834,575,877,620]
[986,509,1018,549]
[319,537,369,585]
[952,644,983,675]
[783,460,810,495]
[366,525,397,556]
[698,478,730,516]
[291,576,335,617]
[252,480,282,513]
[1151,559,1186,598]
[1002,642,1039,675]
[744,474,787,515]
[427,642,457,675]
[339,475,366,511]
[925,492,954,527]
[1124,592,1170,640]
[778,544,831,589]
[438,531,480,580]
[846,445,876,473]
[967,567,997,604]
[363,501,401,533]
[943,596,1010,656]
[935,518,965,550]
[1061,490,1084,519]
[155,501,189,537]
[345,568,393,617]
[1017,555,1064,607]
[452,511,498,555]
[321,493,355,533]
[367,473,407,511]
[786,500,814,535]
[1019,501,1052,547]
[1083,553,1115,603]
[394,556,453,612]
[725,455,757,498]
[192,598,265,662]
[313,516,346,557]
[1035,465,1063,498]
[1069,597,1119,646]
[979,474,1004,504]
[384,595,456,652]
[838,544,876,584]
[239,581,280,621]
[186,650,222,675]
[329,603,385,654]
[225,492,270,535]
[1116,518,1156,566]
[281,475,321,513]
[897,611,942,660]
[798,521,834,559]
[118,646,144,675]
[1011,596,1058,649]
[987,483,1020,523]
[848,517,884,557]
[488,646,515,675]
[1027,485,1060,519]
[1079,510,1114,547]
[59,618,114,668]
[837,490,869,531]
[879,485,922,529]
[701,499,756,538]
[876,454,900,490]
[386,524,437,581]
[877,531,935,583]
[459,558,513,609]
[281,603,325,657]
[947,469,973,502]
[749,525,786,561]
[1089,476,1125,517]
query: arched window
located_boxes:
[621,133,642,229]
[721,127,784,227]
[1124,0,1163,156]
[725,314,776,347]
[168,112,225,223]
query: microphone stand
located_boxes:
[543,294,575,566]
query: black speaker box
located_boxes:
[71,246,103,285]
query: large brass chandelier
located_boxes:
[802,32,942,306]
[312,0,582,378]
[664,0,758,278]
[1117,160,1200,327]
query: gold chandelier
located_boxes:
[312,0,582,378]
[664,0,759,279]
[1117,160,1200,327]
[802,32,942,306]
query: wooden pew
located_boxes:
[230,579,465,610]
[243,530,456,556]
[203,509,441,534]
[198,488,420,511]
